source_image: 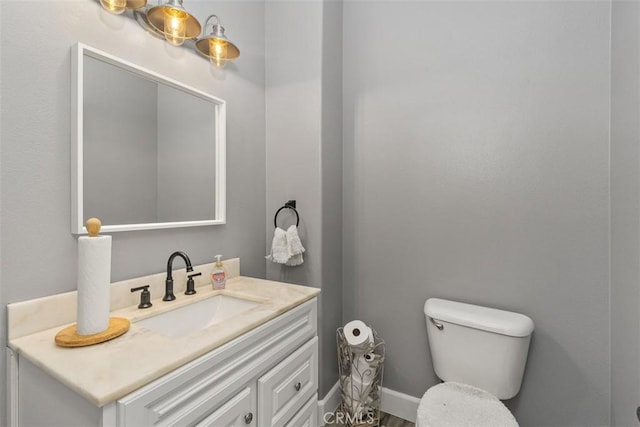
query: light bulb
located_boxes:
[100,0,126,14]
[163,7,187,46]
[208,38,228,68]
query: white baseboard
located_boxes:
[380,387,420,424]
[316,381,421,425]
[317,381,341,425]
[6,347,19,427]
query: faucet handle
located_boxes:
[131,285,153,309]
[185,272,202,295]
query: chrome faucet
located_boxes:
[164,251,195,301]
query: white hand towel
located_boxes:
[266,227,289,264]
[285,225,305,266]
[286,253,304,266]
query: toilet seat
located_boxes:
[417,382,518,427]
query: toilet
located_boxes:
[418,298,534,427]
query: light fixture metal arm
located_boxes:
[204,14,221,32]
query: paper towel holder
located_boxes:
[86,217,102,237]
[53,218,131,348]
[55,318,131,347]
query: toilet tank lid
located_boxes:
[424,298,534,337]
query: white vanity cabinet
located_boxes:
[13,298,319,427]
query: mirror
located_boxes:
[71,43,226,234]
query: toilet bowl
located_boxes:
[419,298,534,426]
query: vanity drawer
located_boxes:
[258,337,318,427]
[284,395,318,427]
[194,386,256,427]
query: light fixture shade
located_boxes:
[100,0,127,15]
[195,18,240,67]
[126,0,147,9]
[196,37,240,62]
[147,0,201,45]
[100,0,147,14]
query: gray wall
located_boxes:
[157,85,216,222]
[320,0,343,401]
[265,0,343,398]
[0,3,3,423]
[84,56,158,225]
[611,0,640,425]
[0,0,266,418]
[343,1,611,426]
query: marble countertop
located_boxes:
[8,276,320,407]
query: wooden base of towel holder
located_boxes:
[54,317,130,347]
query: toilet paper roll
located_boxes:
[344,320,373,350]
[352,353,375,385]
[76,235,111,335]
[343,377,373,415]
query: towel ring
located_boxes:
[274,200,299,228]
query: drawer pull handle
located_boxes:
[294,382,301,391]
[244,412,253,424]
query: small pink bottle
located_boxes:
[211,254,227,290]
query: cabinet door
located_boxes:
[284,395,318,427]
[258,337,318,427]
[194,385,257,427]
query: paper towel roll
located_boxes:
[344,320,373,350]
[77,234,111,335]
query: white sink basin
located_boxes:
[136,295,261,338]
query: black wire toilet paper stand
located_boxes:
[336,327,386,427]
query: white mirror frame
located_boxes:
[71,43,226,234]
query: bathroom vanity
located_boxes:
[6,259,320,426]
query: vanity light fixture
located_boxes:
[98,0,240,68]
[146,0,201,47]
[195,15,240,68]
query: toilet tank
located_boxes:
[424,298,534,400]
